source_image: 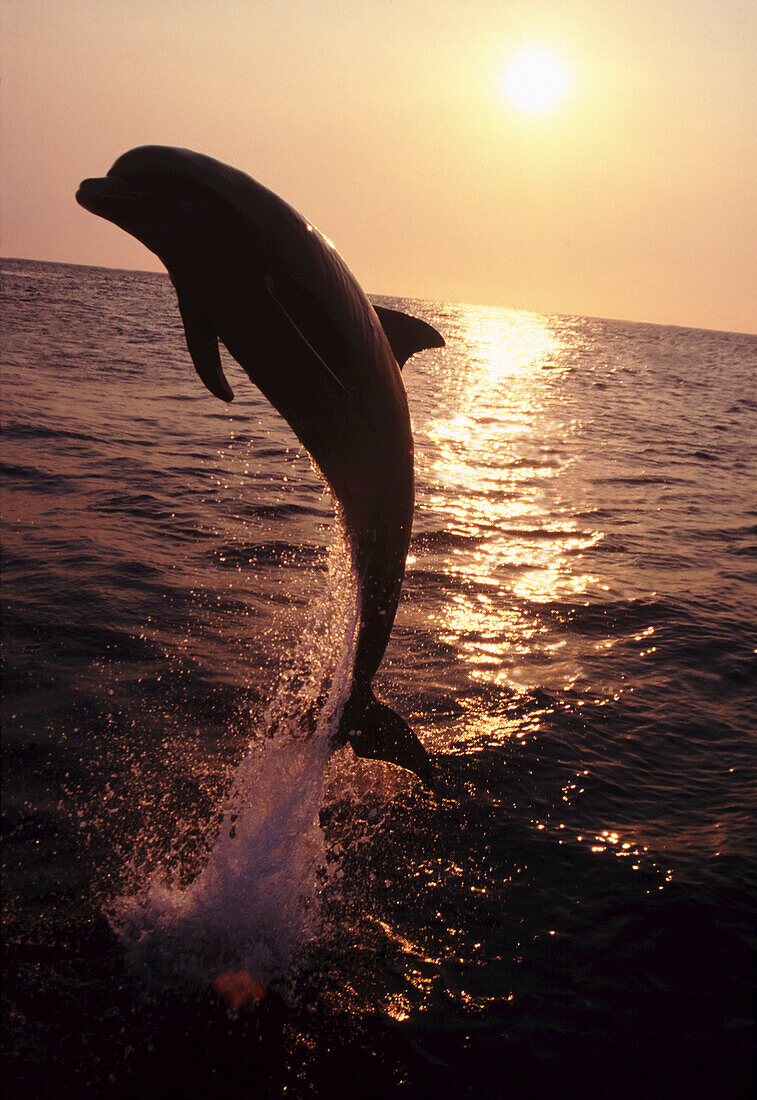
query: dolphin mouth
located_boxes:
[76,175,149,216]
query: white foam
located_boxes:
[109,533,359,990]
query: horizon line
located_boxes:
[2,254,754,340]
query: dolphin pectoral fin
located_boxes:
[343,692,434,789]
[264,275,350,397]
[175,291,234,402]
[373,306,445,369]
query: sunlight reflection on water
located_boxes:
[412,307,602,696]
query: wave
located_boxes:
[207,541,325,569]
[0,460,72,491]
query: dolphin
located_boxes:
[76,145,443,788]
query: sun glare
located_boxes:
[502,47,572,114]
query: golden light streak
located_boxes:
[413,308,601,697]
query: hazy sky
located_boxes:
[2,0,755,332]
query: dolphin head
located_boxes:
[76,147,216,262]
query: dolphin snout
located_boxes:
[76,177,106,213]
[76,175,147,215]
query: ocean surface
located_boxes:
[2,257,756,1097]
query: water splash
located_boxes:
[108,533,359,991]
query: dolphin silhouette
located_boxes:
[76,146,443,787]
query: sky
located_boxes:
[2,0,755,333]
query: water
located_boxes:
[2,257,756,1097]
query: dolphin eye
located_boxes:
[176,197,197,211]
[175,197,208,218]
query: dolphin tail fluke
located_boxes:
[340,691,433,789]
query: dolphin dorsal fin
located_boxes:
[175,289,234,402]
[373,306,445,369]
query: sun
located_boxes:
[502,47,572,114]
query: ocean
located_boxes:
[2,257,755,1097]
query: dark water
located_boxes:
[2,258,756,1097]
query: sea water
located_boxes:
[2,258,756,1096]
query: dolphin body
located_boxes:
[76,145,442,787]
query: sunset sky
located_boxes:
[2,0,755,333]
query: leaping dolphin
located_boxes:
[76,146,442,788]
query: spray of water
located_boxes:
[108,533,359,991]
